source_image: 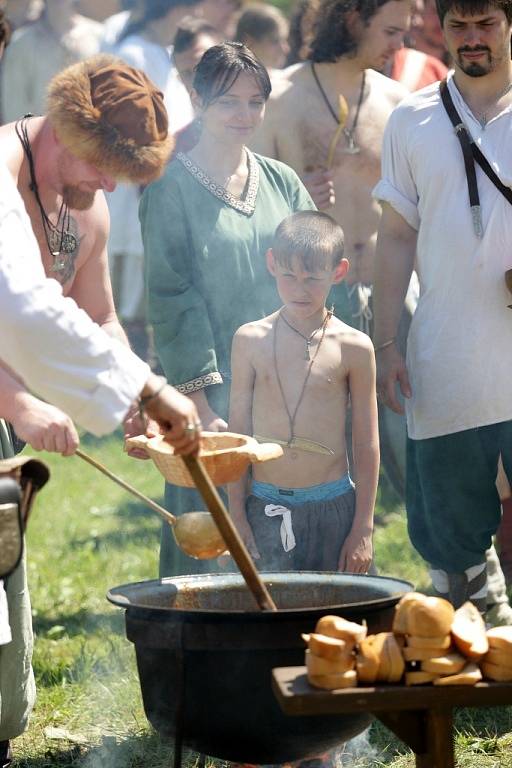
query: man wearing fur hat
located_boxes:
[0,53,172,438]
[0,53,173,766]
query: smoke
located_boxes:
[337,728,377,767]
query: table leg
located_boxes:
[376,707,454,768]
[416,707,454,768]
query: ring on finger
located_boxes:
[184,423,198,435]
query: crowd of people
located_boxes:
[1,0,512,765]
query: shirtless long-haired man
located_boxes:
[252,0,410,294]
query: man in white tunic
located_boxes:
[373,0,512,613]
[0,164,201,767]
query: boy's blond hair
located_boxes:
[272,211,345,272]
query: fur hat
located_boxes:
[46,54,174,184]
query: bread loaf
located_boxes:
[451,602,488,660]
[433,662,482,685]
[487,626,512,651]
[356,636,380,684]
[421,652,467,675]
[306,649,355,676]
[393,592,454,637]
[481,660,512,682]
[406,634,451,650]
[308,669,358,690]
[405,670,439,686]
[403,646,448,662]
[315,615,367,644]
[373,632,405,683]
[483,648,512,669]
[302,633,354,660]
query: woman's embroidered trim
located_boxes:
[176,372,223,394]
[177,149,259,215]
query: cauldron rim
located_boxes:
[107,571,413,616]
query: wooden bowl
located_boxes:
[126,432,283,487]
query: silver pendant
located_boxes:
[343,136,361,154]
[61,231,77,253]
[305,341,311,360]
[48,229,77,255]
[51,253,67,272]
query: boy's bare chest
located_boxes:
[254,335,346,402]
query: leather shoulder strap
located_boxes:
[439,79,482,236]
[440,79,512,206]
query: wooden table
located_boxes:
[273,667,512,768]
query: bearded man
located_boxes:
[373,0,512,615]
[0,54,175,767]
[0,54,172,441]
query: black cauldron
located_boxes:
[108,572,411,763]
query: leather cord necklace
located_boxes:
[279,304,334,360]
[273,307,332,448]
[15,117,77,273]
[311,63,366,154]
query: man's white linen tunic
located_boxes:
[0,168,150,646]
[373,72,512,440]
[0,167,149,436]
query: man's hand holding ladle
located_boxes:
[139,374,202,455]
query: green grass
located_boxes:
[269,0,293,12]
[8,433,512,767]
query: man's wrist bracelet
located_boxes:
[139,376,167,417]
[373,338,396,353]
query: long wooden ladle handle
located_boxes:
[182,454,277,612]
[75,448,177,526]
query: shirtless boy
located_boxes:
[228,211,379,572]
[252,0,409,288]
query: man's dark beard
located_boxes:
[457,46,492,76]
[62,185,95,211]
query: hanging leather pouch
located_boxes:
[0,477,23,579]
[0,457,50,579]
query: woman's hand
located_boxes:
[189,390,228,432]
[201,409,228,432]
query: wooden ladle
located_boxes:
[75,449,227,560]
[182,454,277,612]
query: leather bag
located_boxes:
[0,457,49,579]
